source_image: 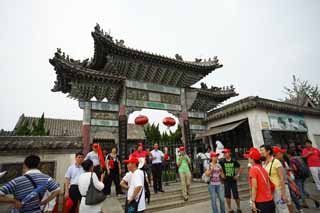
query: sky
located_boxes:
[0,0,319,131]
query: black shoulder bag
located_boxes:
[85,172,106,205]
[125,188,144,213]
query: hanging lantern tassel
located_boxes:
[163,117,176,129]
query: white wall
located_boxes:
[207,108,269,148]
[0,153,74,187]
[207,108,320,149]
[304,115,320,148]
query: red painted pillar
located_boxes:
[82,102,91,155]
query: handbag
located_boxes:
[85,172,106,205]
[125,188,144,213]
[201,164,212,183]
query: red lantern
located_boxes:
[163,117,176,127]
[135,115,149,125]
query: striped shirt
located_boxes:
[0,169,60,213]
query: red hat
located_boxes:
[222,148,231,154]
[244,148,261,160]
[123,157,139,164]
[179,146,185,151]
[210,152,219,158]
[65,197,74,210]
[273,147,287,154]
[92,143,99,149]
[137,143,144,147]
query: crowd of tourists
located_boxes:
[201,139,320,213]
[0,139,319,213]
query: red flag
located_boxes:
[97,144,106,169]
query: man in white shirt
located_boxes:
[123,157,145,213]
[85,143,101,178]
[64,152,84,213]
[150,143,164,193]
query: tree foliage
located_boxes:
[16,113,50,136]
[144,124,182,146]
[16,120,31,136]
[283,75,320,108]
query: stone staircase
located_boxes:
[118,180,250,213]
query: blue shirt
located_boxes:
[0,169,60,213]
[65,164,84,185]
[85,151,100,166]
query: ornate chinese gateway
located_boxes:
[49,24,238,158]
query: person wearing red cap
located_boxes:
[131,142,149,169]
[302,139,320,191]
[85,143,102,178]
[260,145,289,213]
[244,148,275,213]
[205,152,225,213]
[220,148,243,213]
[176,146,191,201]
[123,157,145,213]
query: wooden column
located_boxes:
[119,105,128,161]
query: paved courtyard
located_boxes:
[162,182,320,213]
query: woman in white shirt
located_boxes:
[78,159,105,213]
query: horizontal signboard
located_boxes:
[126,99,181,111]
[126,80,181,95]
[91,119,119,127]
[190,124,206,130]
[188,112,206,119]
[79,101,119,112]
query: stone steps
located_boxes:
[120,181,250,212]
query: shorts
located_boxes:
[255,200,275,213]
[224,180,239,199]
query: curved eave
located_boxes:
[90,31,223,73]
[49,57,125,93]
[190,88,239,99]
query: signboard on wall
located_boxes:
[268,113,308,132]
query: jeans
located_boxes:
[208,184,225,213]
[295,178,310,201]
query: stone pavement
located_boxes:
[161,182,320,213]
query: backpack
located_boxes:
[294,158,310,179]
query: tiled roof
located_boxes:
[13,114,145,140]
[0,136,82,151]
[14,114,82,136]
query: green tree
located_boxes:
[144,123,161,145]
[31,113,50,136]
[16,120,31,136]
[283,75,320,108]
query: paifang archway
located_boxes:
[49,23,238,160]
